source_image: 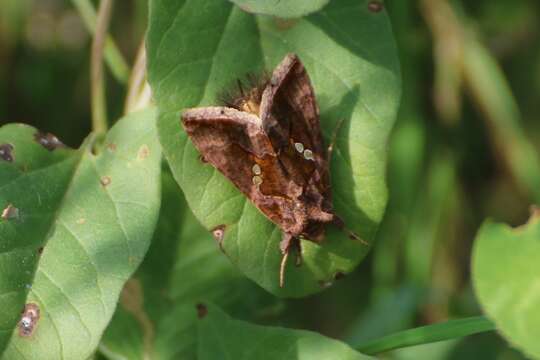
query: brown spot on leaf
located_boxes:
[107,143,117,152]
[128,256,138,266]
[100,176,111,187]
[196,303,208,319]
[211,225,226,251]
[334,272,345,280]
[1,204,19,220]
[137,144,150,161]
[274,18,298,30]
[0,144,14,162]
[368,1,384,13]
[318,280,333,288]
[34,132,65,151]
[76,218,86,225]
[19,303,40,337]
[37,247,44,255]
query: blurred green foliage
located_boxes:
[1,0,539,358]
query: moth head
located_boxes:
[220,74,269,116]
[239,97,261,116]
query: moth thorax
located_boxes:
[240,99,261,116]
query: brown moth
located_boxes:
[181,53,364,287]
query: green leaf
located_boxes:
[472,209,540,359]
[355,316,495,355]
[0,108,161,359]
[147,0,401,297]
[228,0,330,18]
[197,304,372,359]
[100,170,273,360]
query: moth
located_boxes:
[181,53,364,287]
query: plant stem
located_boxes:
[124,40,150,114]
[72,0,129,84]
[90,0,113,134]
[355,316,495,355]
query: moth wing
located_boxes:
[260,53,325,160]
[181,107,294,208]
[259,53,331,203]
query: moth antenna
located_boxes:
[333,216,369,246]
[327,118,347,163]
[348,230,369,246]
[279,250,289,288]
[217,88,236,108]
[237,79,245,98]
[247,72,257,87]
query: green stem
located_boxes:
[90,0,113,134]
[124,40,149,114]
[355,316,496,355]
[72,0,129,84]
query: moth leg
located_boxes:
[332,215,369,246]
[294,238,303,267]
[279,235,304,287]
[327,118,347,163]
[279,233,295,288]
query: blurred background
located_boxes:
[1,0,539,358]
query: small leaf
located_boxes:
[228,0,330,18]
[0,109,161,359]
[196,304,373,359]
[147,0,401,297]
[472,208,540,358]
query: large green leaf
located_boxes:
[100,170,273,359]
[0,109,161,359]
[147,0,401,297]
[472,209,540,359]
[196,304,372,359]
[228,0,330,18]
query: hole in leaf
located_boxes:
[1,204,19,221]
[0,143,14,162]
[34,131,65,151]
[19,303,40,337]
[211,225,226,251]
